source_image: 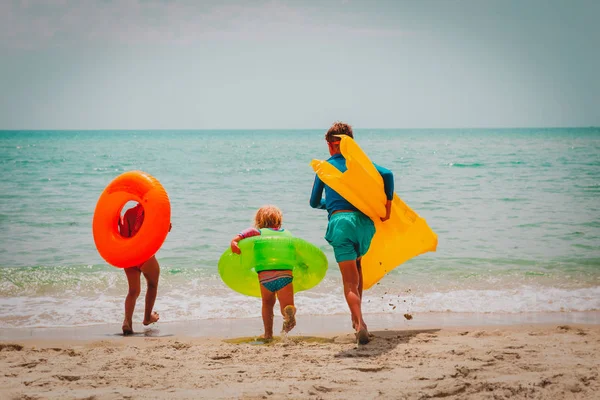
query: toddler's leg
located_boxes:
[123,267,142,335]
[259,284,276,339]
[141,256,160,326]
[277,283,296,333]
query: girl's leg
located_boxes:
[259,284,277,339]
[140,256,160,325]
[123,267,142,335]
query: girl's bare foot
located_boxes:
[143,311,160,326]
[282,305,296,333]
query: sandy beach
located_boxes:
[1,313,599,400]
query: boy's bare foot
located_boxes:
[282,305,296,333]
[356,326,370,345]
[143,311,160,326]
[352,319,368,332]
[122,321,134,336]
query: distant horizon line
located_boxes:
[1,126,599,131]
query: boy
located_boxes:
[309,122,394,344]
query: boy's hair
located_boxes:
[254,205,283,229]
[325,121,354,142]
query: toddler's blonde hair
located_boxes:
[254,205,283,229]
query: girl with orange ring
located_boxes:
[93,171,171,335]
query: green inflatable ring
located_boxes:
[218,236,328,298]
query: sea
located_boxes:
[1,128,599,328]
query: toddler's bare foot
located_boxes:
[122,321,134,336]
[282,305,296,333]
[143,311,160,326]
[258,334,273,343]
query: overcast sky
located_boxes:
[1,0,598,129]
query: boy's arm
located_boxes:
[374,163,394,222]
[230,228,261,254]
[309,175,327,210]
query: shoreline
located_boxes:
[2,311,598,341]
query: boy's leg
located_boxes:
[339,259,370,344]
[353,213,375,335]
[356,257,367,331]
[338,260,363,330]
[357,257,364,299]
[123,267,142,335]
[276,283,296,333]
[259,284,277,339]
[332,246,369,335]
[140,256,160,326]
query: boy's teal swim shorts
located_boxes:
[325,211,375,262]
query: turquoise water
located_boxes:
[1,129,599,327]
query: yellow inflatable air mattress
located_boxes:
[310,136,438,289]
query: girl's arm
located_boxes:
[118,214,132,238]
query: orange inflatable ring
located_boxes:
[93,171,171,268]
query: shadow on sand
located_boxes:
[222,328,441,356]
[109,327,175,338]
[334,328,441,358]
[224,335,335,346]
